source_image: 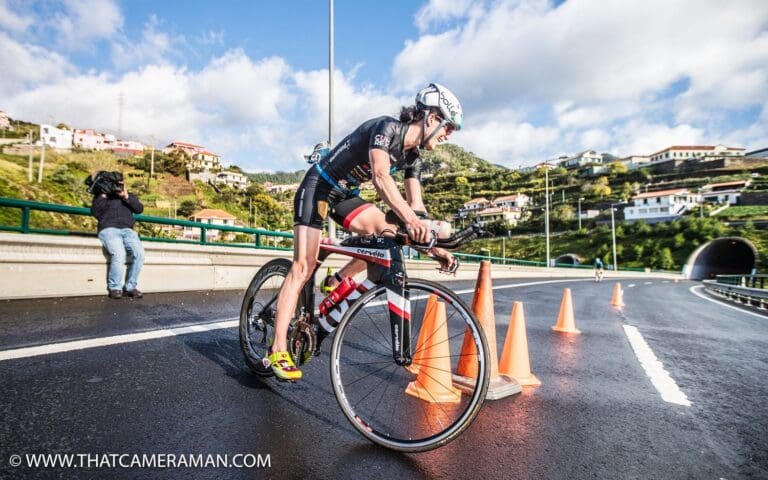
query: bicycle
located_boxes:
[239,223,491,452]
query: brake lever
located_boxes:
[437,256,460,275]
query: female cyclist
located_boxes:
[267,83,464,380]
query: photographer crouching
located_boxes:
[87,171,145,299]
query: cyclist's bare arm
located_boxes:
[370,149,428,243]
[404,177,427,213]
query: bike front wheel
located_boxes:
[330,279,490,452]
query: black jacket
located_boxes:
[91,194,144,232]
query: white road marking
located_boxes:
[628,284,636,288]
[689,286,768,319]
[644,282,653,285]
[0,276,679,362]
[0,318,238,362]
[622,325,691,406]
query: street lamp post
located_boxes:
[610,201,625,272]
[578,197,584,231]
[545,165,550,268]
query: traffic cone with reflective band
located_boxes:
[407,294,438,375]
[611,283,625,307]
[552,288,581,334]
[405,301,461,404]
[499,302,541,387]
[454,261,521,399]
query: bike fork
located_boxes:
[385,275,412,366]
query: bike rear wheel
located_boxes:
[330,279,490,452]
[239,258,300,376]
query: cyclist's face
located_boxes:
[424,114,454,150]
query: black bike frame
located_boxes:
[313,235,413,366]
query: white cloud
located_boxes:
[394,0,768,166]
[0,0,33,33]
[3,0,767,174]
[0,31,74,97]
[414,0,474,32]
[193,51,292,125]
[111,15,184,68]
[55,0,123,48]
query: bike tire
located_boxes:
[329,278,490,452]
[239,258,296,377]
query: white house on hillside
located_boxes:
[559,150,603,169]
[624,188,701,223]
[492,194,530,209]
[457,197,491,218]
[649,145,745,163]
[620,155,651,170]
[217,171,250,190]
[184,208,239,241]
[39,124,72,151]
[700,180,750,205]
[0,110,10,129]
[475,207,524,227]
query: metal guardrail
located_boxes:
[0,197,293,250]
[1,197,660,271]
[703,274,768,310]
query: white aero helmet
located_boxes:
[415,83,463,131]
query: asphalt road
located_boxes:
[1,278,766,479]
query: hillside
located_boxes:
[1,141,766,271]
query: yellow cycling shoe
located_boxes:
[268,350,303,381]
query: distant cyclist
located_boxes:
[268,83,463,381]
[594,257,604,282]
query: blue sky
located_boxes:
[1,0,767,172]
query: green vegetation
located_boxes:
[464,217,767,271]
[1,139,766,272]
[713,205,768,221]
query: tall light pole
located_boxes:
[327,0,336,240]
[610,201,624,272]
[578,197,584,230]
[545,164,550,268]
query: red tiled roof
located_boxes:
[191,209,236,219]
[705,180,748,189]
[633,188,689,199]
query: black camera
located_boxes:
[85,171,125,196]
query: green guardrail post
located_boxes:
[255,233,261,248]
[21,206,30,233]
[200,228,207,245]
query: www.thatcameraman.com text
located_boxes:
[6,453,271,469]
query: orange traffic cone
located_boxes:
[611,283,625,307]
[407,294,438,375]
[499,302,541,387]
[454,261,521,400]
[405,301,461,403]
[457,261,499,379]
[552,288,581,334]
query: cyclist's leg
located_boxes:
[273,226,321,351]
[325,198,397,286]
[270,225,321,379]
[269,169,326,380]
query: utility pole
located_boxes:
[327,0,337,241]
[37,138,45,183]
[545,165,550,268]
[27,131,33,182]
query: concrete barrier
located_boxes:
[0,233,679,300]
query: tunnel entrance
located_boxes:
[684,237,758,280]
[555,254,581,265]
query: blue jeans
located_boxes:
[98,228,145,291]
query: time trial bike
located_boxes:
[239,223,491,452]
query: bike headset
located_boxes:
[414,83,464,148]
